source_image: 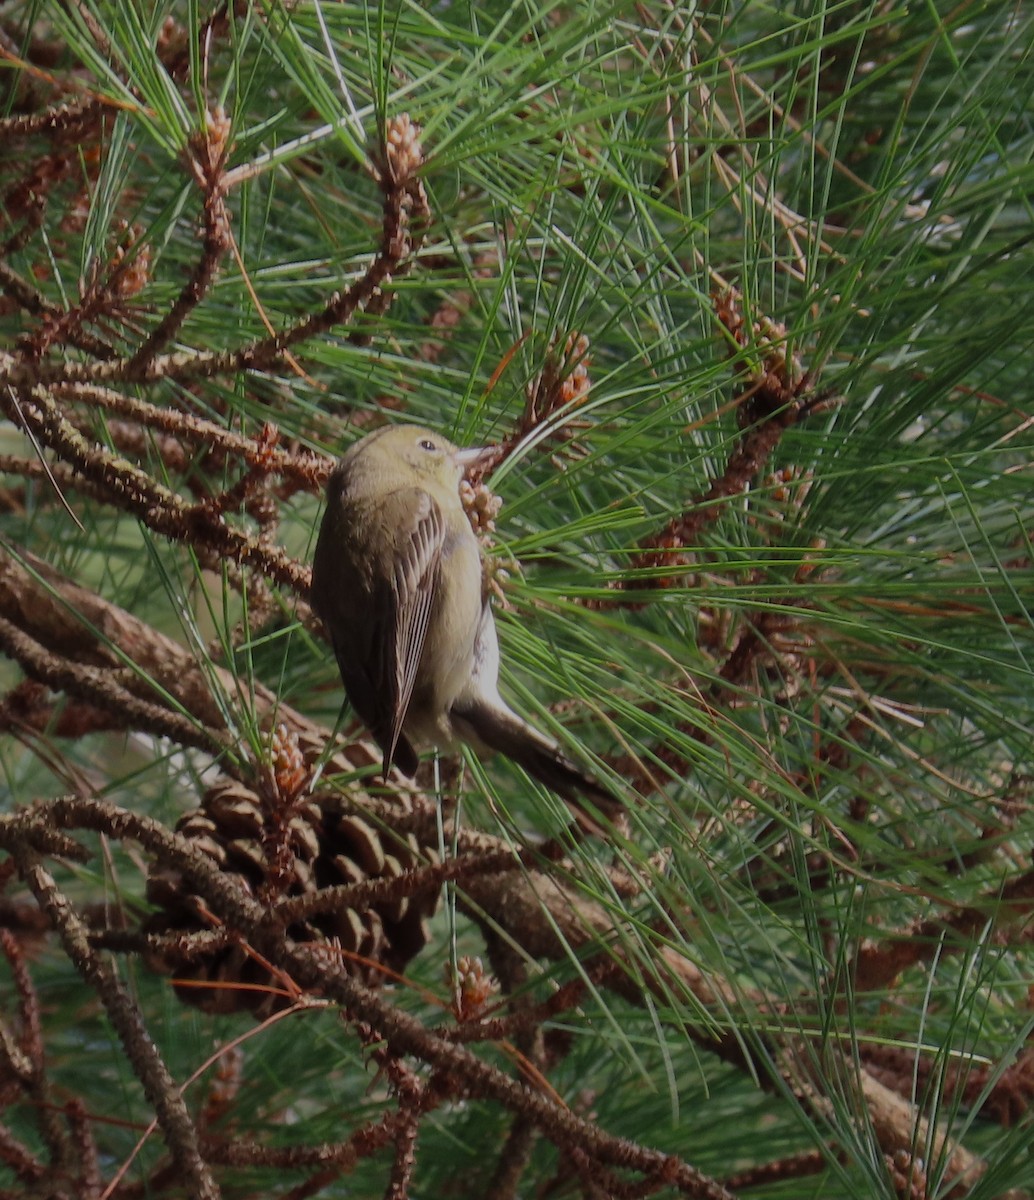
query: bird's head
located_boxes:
[348,424,494,490]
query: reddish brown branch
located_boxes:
[0,115,429,391]
[20,222,150,362]
[0,544,387,782]
[54,381,329,491]
[852,866,1034,994]
[128,108,233,371]
[0,796,738,1200]
[9,843,218,1200]
[1,191,46,258]
[0,384,310,593]
[383,1096,422,1200]
[724,1149,828,1191]
[0,96,105,141]
[0,927,43,1071]
[602,289,830,606]
[0,611,226,759]
[628,403,802,590]
[233,114,430,371]
[0,261,116,360]
[862,1041,1034,1130]
[0,547,282,768]
[0,927,76,1179]
[0,1123,48,1190]
[272,846,523,928]
[486,1115,538,1200]
[442,977,587,1045]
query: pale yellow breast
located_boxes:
[403,523,484,747]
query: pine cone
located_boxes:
[145,778,438,1015]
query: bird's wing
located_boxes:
[382,488,445,773]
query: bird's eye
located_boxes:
[419,438,436,452]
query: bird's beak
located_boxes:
[452,444,498,473]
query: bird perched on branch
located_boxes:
[310,423,621,832]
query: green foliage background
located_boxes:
[1,2,1032,1198]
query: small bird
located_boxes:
[310,423,621,831]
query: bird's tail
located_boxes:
[453,700,623,835]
